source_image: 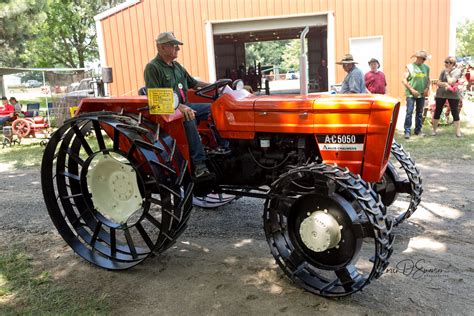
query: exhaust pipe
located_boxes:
[299,26,309,95]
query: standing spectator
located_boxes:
[144,32,212,178]
[0,96,15,125]
[365,58,387,94]
[336,54,366,93]
[317,59,328,91]
[432,56,463,137]
[402,50,430,139]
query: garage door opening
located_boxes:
[210,14,329,94]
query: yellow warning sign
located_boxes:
[147,88,176,114]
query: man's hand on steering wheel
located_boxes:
[177,103,196,121]
[194,79,233,100]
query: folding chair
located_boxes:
[25,103,40,117]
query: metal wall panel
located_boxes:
[99,0,451,99]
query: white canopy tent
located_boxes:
[0,67,89,122]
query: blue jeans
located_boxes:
[183,103,211,165]
[0,116,12,125]
[404,97,424,134]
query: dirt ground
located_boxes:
[0,156,473,315]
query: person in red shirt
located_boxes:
[364,58,387,94]
[0,96,15,125]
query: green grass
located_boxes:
[0,141,44,171]
[0,246,109,315]
[394,120,473,161]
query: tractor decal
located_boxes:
[316,134,364,151]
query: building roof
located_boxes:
[94,0,141,22]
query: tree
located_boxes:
[0,0,48,67]
[0,0,125,68]
[281,39,301,72]
[245,40,289,67]
[27,0,118,68]
[245,39,305,72]
[456,19,474,58]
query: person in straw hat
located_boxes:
[144,32,213,178]
[401,49,430,139]
[336,54,366,94]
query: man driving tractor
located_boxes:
[144,32,213,178]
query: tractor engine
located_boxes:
[208,133,318,186]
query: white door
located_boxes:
[349,36,383,74]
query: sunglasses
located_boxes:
[445,61,453,64]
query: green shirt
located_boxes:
[405,63,430,97]
[144,54,198,104]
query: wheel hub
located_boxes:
[299,210,342,252]
[87,154,142,224]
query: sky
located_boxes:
[452,0,474,23]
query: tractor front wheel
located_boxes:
[263,163,393,297]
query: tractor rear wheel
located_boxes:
[41,112,193,269]
[387,141,423,225]
[263,163,393,297]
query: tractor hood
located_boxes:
[252,93,377,135]
[253,93,375,112]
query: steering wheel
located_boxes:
[195,79,233,100]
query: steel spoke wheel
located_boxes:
[263,163,393,297]
[41,112,193,269]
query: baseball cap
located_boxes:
[156,32,183,45]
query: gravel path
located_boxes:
[0,161,473,315]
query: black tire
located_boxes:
[41,112,193,270]
[389,141,423,225]
[263,163,394,297]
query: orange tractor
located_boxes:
[41,79,422,297]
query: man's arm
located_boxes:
[144,63,161,88]
[348,71,365,93]
[423,67,430,97]
[194,80,210,89]
[402,67,420,97]
[144,63,193,120]
[364,73,372,94]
